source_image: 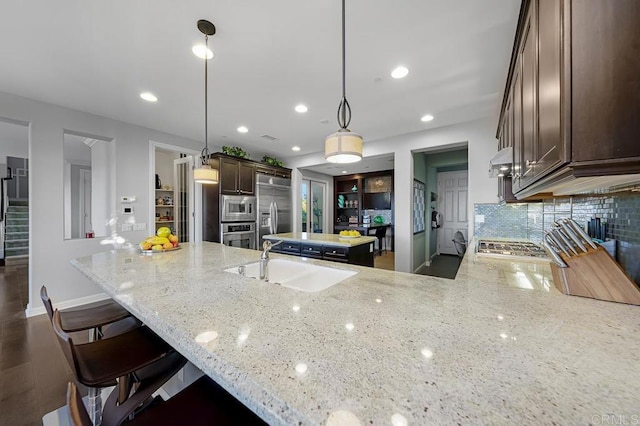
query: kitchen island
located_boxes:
[263,232,376,267]
[71,242,640,425]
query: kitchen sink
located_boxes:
[224,258,357,292]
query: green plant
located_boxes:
[261,155,284,168]
[222,146,249,159]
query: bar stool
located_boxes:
[375,226,387,256]
[52,309,186,426]
[41,285,140,339]
[68,376,266,426]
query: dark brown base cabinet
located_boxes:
[270,241,375,268]
[497,0,640,200]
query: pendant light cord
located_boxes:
[342,0,346,101]
[201,34,210,165]
[337,0,352,130]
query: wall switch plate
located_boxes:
[133,223,146,231]
[121,224,133,232]
[122,206,134,215]
[121,196,136,203]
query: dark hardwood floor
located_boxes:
[0,262,76,426]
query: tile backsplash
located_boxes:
[363,209,393,224]
[474,192,640,284]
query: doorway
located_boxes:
[301,179,326,233]
[150,142,201,243]
[79,168,92,237]
[0,119,30,267]
[437,170,468,255]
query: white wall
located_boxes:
[412,153,426,271]
[286,117,499,273]
[155,150,179,188]
[0,119,28,160]
[0,90,206,315]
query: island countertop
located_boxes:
[71,243,640,425]
[263,232,377,247]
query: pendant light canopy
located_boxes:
[325,0,363,164]
[194,19,219,184]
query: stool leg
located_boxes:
[87,327,102,426]
[88,388,102,426]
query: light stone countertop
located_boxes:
[71,242,640,425]
[264,232,377,247]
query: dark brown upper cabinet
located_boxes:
[497,0,640,199]
[219,157,255,195]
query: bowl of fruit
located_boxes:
[139,227,180,253]
[339,230,361,239]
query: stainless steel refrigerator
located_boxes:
[256,173,292,248]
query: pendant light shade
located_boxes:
[194,164,219,184]
[194,19,219,185]
[325,0,362,163]
[325,130,363,163]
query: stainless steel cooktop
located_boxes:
[476,240,548,258]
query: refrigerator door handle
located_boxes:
[269,202,275,234]
[274,201,279,233]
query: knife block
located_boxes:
[551,246,640,306]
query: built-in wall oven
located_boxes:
[221,195,256,223]
[221,222,256,250]
[219,195,257,249]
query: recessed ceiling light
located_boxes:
[341,170,347,174]
[291,146,301,151]
[295,104,308,113]
[237,126,248,133]
[140,92,158,102]
[192,44,214,59]
[421,114,434,122]
[391,66,409,79]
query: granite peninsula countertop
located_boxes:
[263,232,377,247]
[71,243,640,425]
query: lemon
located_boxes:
[156,227,171,239]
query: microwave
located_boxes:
[221,195,256,222]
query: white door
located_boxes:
[301,179,326,233]
[174,156,195,243]
[437,170,468,255]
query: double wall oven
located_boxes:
[220,195,257,250]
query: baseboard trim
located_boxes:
[26,292,111,318]
[413,262,426,273]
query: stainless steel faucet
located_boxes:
[259,240,282,281]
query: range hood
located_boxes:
[488,147,512,178]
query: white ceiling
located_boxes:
[0,1,518,161]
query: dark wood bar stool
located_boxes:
[375,226,387,256]
[41,285,140,339]
[68,376,266,426]
[52,309,186,426]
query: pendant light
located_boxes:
[193,19,219,184]
[325,0,363,164]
